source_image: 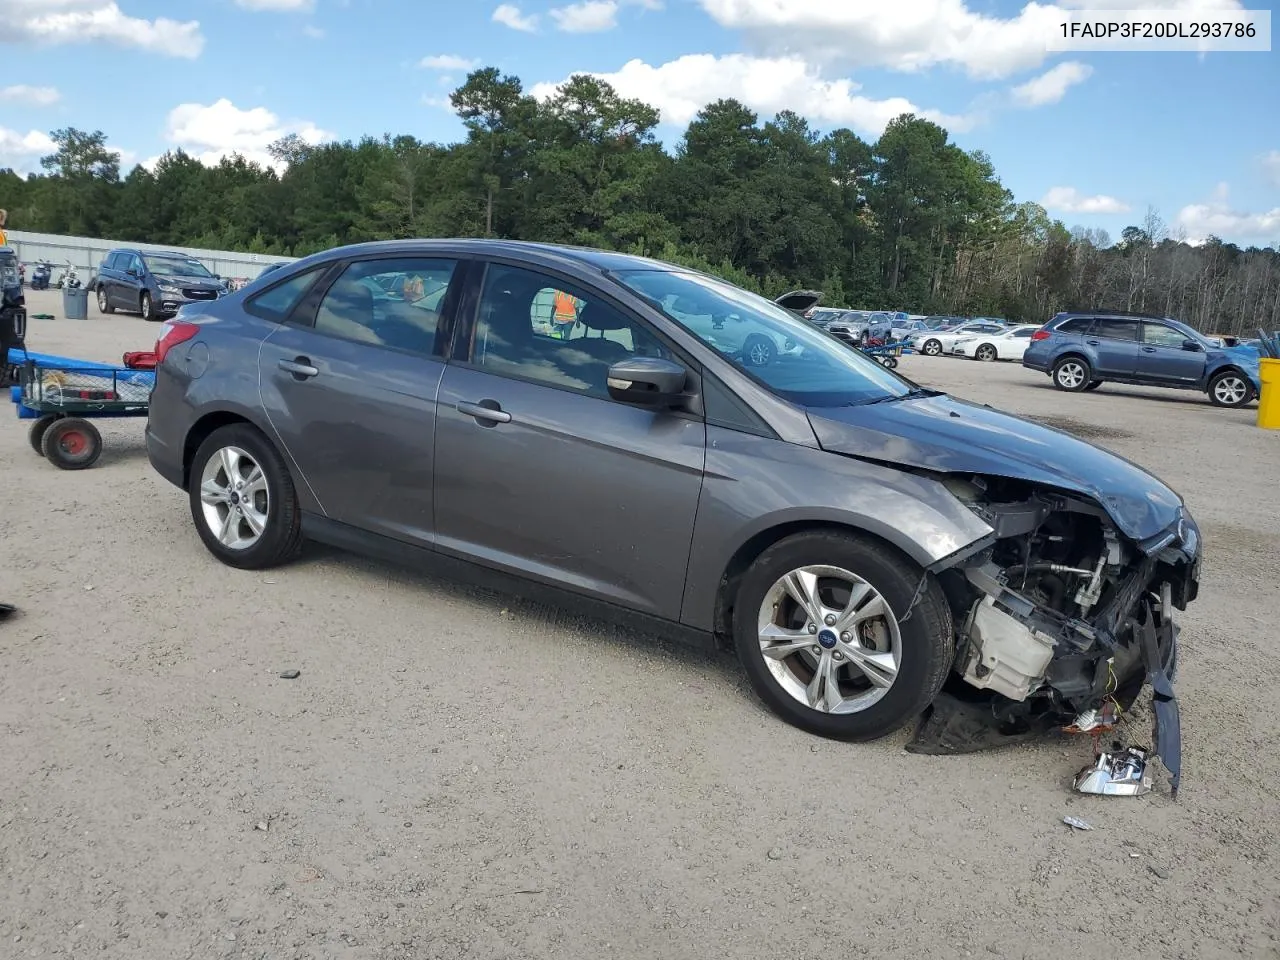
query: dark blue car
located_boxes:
[1022,311,1262,408]
[94,248,227,321]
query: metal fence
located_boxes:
[4,230,296,285]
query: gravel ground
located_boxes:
[3,290,1279,960]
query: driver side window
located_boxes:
[312,257,458,356]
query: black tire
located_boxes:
[732,531,954,742]
[1206,369,1255,408]
[921,338,942,356]
[885,357,899,369]
[188,423,304,570]
[41,417,102,470]
[97,287,114,314]
[28,414,61,456]
[1084,380,1103,392]
[975,343,997,362]
[742,334,775,367]
[140,292,155,321]
[1051,355,1091,392]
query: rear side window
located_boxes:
[246,267,324,322]
[312,257,459,356]
[1055,317,1094,334]
[103,252,120,270]
[1092,318,1140,341]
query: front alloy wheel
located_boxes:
[733,532,953,741]
[922,339,942,356]
[975,344,997,362]
[1208,370,1254,408]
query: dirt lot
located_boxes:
[3,290,1279,960]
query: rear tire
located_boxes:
[1207,370,1255,408]
[41,417,102,470]
[732,531,953,742]
[97,288,114,314]
[188,424,304,570]
[1052,356,1091,392]
[29,414,60,456]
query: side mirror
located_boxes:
[1182,339,1203,352]
[606,356,688,407]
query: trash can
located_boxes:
[62,285,89,320]
[1257,358,1280,430]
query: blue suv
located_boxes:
[1023,311,1261,408]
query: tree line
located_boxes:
[3,68,1277,335]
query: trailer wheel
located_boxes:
[41,417,103,470]
[29,414,62,456]
[885,357,899,369]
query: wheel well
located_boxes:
[1053,352,1089,369]
[710,520,917,648]
[182,411,256,486]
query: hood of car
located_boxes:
[806,393,1184,542]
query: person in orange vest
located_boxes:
[0,209,8,247]
[552,289,578,338]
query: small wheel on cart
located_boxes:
[885,357,899,369]
[41,417,103,470]
[28,414,63,456]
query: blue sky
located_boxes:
[2,0,1277,246]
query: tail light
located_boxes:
[1031,330,1051,341]
[155,319,199,364]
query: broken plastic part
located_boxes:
[1063,816,1094,831]
[1073,747,1153,797]
[960,596,1057,701]
[905,690,1058,755]
[1063,701,1118,734]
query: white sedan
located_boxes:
[951,324,1042,361]
[910,320,1007,357]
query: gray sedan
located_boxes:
[144,240,1198,771]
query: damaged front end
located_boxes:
[907,474,1200,798]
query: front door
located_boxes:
[1137,322,1207,384]
[257,255,463,544]
[432,261,707,620]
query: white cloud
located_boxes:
[550,1,618,32]
[0,0,203,58]
[234,0,312,9]
[1262,150,1280,188]
[302,24,324,39]
[493,3,538,31]
[422,95,452,110]
[1176,184,1280,244]
[0,127,56,173]
[696,0,1242,80]
[1040,186,1131,214]
[1011,61,1092,107]
[420,54,480,70]
[531,54,977,136]
[162,99,333,171]
[0,84,61,106]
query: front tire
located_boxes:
[743,334,775,367]
[921,338,942,357]
[188,424,304,569]
[733,532,954,742]
[975,344,997,362]
[140,292,154,321]
[1207,370,1255,408]
[1052,356,1091,392]
[1084,380,1103,392]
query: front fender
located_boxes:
[679,425,993,632]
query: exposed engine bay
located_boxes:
[908,474,1196,797]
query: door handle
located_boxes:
[456,399,511,425]
[1086,339,1100,345]
[1141,346,1157,353]
[278,357,319,379]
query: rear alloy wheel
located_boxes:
[140,291,154,321]
[1052,356,1091,392]
[733,532,953,741]
[97,287,114,314]
[1207,370,1255,408]
[921,338,943,356]
[975,343,997,362]
[743,334,775,367]
[189,424,303,569]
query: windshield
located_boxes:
[145,255,213,279]
[614,269,917,407]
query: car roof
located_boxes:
[294,238,683,274]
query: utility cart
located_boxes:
[859,340,905,369]
[13,356,154,470]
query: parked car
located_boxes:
[144,239,1199,766]
[1022,311,1262,408]
[951,324,1042,361]
[95,248,228,321]
[826,311,894,346]
[891,318,932,340]
[910,319,1007,356]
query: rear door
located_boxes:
[1086,317,1141,376]
[256,255,467,545]
[1137,321,1206,384]
[432,260,707,619]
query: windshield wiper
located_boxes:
[857,387,942,406]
